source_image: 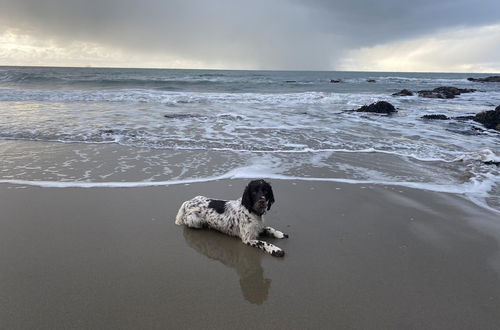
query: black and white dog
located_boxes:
[175,180,288,257]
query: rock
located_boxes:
[392,89,413,96]
[367,79,376,83]
[467,76,500,82]
[473,105,500,130]
[421,114,450,120]
[418,90,455,99]
[433,86,476,95]
[417,86,476,99]
[483,159,500,166]
[355,101,397,114]
[423,106,500,132]
[330,79,342,83]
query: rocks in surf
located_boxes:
[421,105,500,131]
[392,86,475,99]
[473,105,500,130]
[421,114,450,120]
[355,101,397,114]
[467,76,500,82]
[417,86,476,99]
[392,89,413,96]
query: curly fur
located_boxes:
[175,180,288,257]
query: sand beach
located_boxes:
[1,178,500,329]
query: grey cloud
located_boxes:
[295,0,500,46]
[2,0,333,68]
[1,0,500,69]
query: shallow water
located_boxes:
[0,67,499,212]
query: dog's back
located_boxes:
[175,196,247,236]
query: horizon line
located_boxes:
[0,64,498,75]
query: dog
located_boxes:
[175,179,288,257]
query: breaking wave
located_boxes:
[1,67,499,213]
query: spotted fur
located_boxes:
[175,180,288,257]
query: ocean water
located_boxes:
[0,66,499,212]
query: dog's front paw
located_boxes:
[275,230,288,239]
[271,249,285,257]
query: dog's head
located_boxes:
[241,179,275,216]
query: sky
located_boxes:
[1,0,500,72]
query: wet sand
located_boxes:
[1,180,500,329]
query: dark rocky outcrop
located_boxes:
[392,89,414,96]
[421,114,450,120]
[330,79,342,83]
[355,101,397,114]
[473,105,500,130]
[433,86,476,95]
[421,105,500,131]
[418,86,476,99]
[467,76,500,83]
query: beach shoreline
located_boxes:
[1,179,499,329]
[1,67,499,328]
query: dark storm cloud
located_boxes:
[296,0,500,45]
[1,0,500,69]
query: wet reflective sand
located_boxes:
[1,180,500,329]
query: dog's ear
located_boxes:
[241,182,253,213]
[266,183,275,211]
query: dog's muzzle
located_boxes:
[254,198,268,214]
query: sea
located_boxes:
[0,66,499,212]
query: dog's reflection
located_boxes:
[182,226,271,304]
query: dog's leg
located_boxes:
[245,239,285,257]
[261,226,288,239]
